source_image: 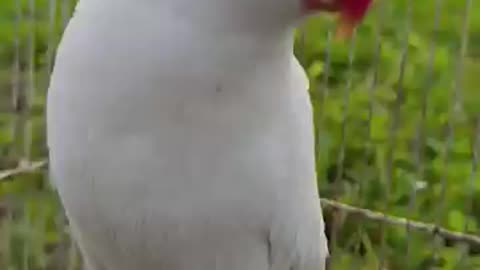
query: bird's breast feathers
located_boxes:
[47,8,327,270]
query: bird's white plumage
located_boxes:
[47,0,328,269]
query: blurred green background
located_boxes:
[0,0,480,269]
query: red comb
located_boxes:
[340,0,373,22]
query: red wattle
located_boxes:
[340,0,373,22]
[302,0,372,22]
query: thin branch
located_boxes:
[0,159,479,248]
[321,198,480,249]
[0,159,47,181]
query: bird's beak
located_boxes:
[334,14,356,40]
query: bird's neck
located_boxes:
[174,4,299,36]
[77,0,301,36]
[74,0,299,86]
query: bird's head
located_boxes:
[168,0,372,36]
[224,0,373,36]
[302,0,373,38]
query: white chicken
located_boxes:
[47,0,371,269]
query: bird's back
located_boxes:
[47,2,327,270]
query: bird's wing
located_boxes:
[268,197,329,270]
[267,58,329,270]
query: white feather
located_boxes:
[47,1,328,269]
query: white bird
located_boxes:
[47,0,371,269]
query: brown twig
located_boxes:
[0,159,47,181]
[321,198,480,249]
